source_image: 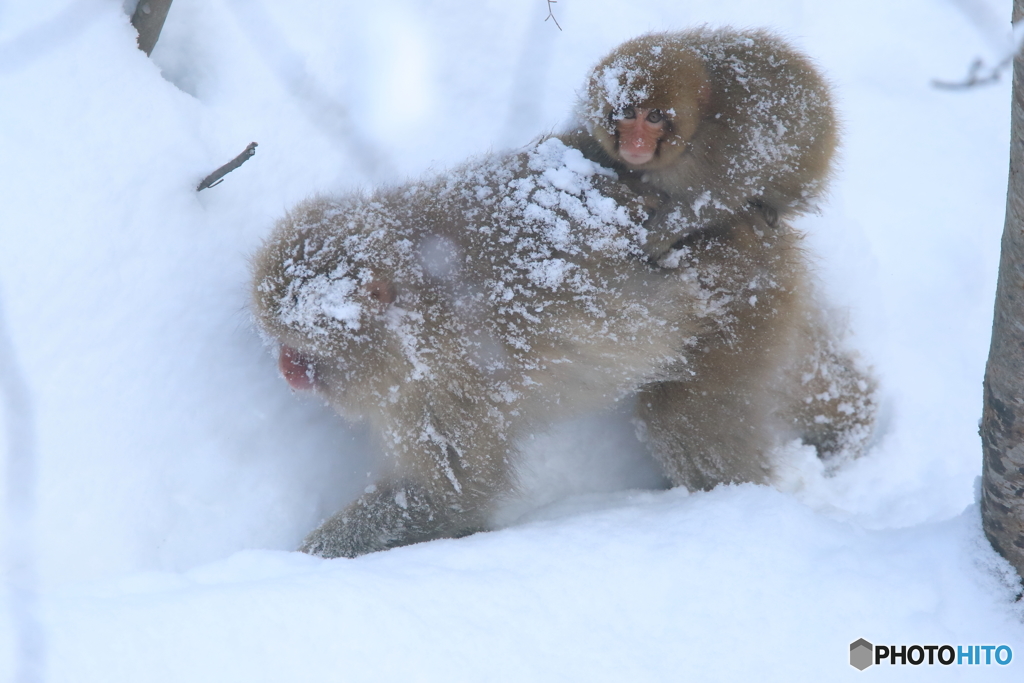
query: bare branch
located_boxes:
[197,142,258,192]
[933,55,1012,90]
[131,0,174,57]
[545,0,562,31]
[933,12,1024,91]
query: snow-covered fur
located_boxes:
[579,27,839,259]
[251,30,875,558]
[252,140,873,558]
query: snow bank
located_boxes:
[20,487,1024,682]
[0,0,1021,680]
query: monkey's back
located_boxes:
[252,138,714,432]
[673,27,838,216]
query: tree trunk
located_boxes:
[981,0,1024,579]
[131,0,173,57]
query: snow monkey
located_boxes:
[574,27,839,258]
[568,28,868,490]
[251,28,876,558]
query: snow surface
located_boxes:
[0,0,1022,680]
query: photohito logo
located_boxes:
[849,639,1012,670]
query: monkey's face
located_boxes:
[269,274,398,394]
[611,105,669,166]
[584,33,710,171]
[251,199,415,411]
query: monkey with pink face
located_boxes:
[571,27,840,258]
[252,27,876,558]
[569,28,866,489]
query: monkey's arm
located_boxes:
[300,479,482,558]
[300,385,519,558]
[639,198,781,267]
[775,321,879,465]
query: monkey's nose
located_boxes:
[279,345,317,390]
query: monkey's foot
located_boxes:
[300,481,483,558]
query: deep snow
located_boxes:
[1,0,1023,680]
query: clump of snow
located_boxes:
[596,63,651,114]
[279,271,363,331]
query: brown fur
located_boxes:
[579,28,839,259]
[250,29,875,558]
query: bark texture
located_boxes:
[981,0,1024,578]
[130,0,173,57]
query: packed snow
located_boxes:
[1,0,1023,680]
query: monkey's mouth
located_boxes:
[619,147,657,166]
[279,345,318,391]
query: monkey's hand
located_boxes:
[299,480,483,559]
[642,198,781,267]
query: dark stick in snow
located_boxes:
[197,142,258,192]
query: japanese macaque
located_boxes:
[566,28,867,490]
[572,27,839,258]
[251,28,876,559]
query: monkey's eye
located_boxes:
[365,280,397,305]
[621,105,637,119]
[646,109,664,124]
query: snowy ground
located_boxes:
[1,0,1022,680]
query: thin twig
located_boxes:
[197,142,258,191]
[545,0,562,31]
[932,55,1012,90]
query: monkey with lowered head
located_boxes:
[251,28,876,558]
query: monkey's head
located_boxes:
[251,196,414,412]
[583,33,711,171]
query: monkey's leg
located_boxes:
[300,402,515,558]
[777,333,878,464]
[299,477,484,559]
[635,370,777,491]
